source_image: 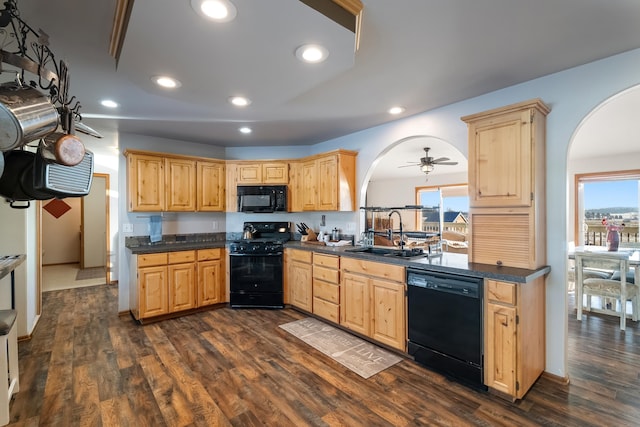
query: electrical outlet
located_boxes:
[123,223,133,233]
[212,221,218,230]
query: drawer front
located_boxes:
[313,297,340,323]
[289,249,312,263]
[313,253,339,269]
[313,265,339,283]
[138,252,168,267]
[486,279,516,305]
[341,257,405,283]
[197,248,222,261]
[313,279,339,304]
[168,250,196,264]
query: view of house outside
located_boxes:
[419,190,469,234]
[583,180,639,246]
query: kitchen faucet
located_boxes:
[388,210,405,251]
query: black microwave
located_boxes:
[237,185,288,213]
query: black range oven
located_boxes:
[229,222,290,308]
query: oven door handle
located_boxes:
[229,252,283,257]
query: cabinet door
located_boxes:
[198,259,223,306]
[485,302,517,396]
[168,263,196,312]
[289,260,313,311]
[262,162,289,184]
[317,155,338,211]
[226,163,238,212]
[237,164,262,184]
[370,278,406,351]
[468,109,531,207]
[165,158,196,211]
[197,161,225,211]
[127,153,164,211]
[139,266,168,318]
[301,160,318,211]
[340,272,370,336]
[288,161,303,212]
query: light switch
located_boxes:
[123,223,133,233]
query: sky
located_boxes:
[583,180,639,210]
[419,193,469,212]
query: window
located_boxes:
[416,184,469,235]
[575,171,640,247]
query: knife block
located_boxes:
[303,230,317,241]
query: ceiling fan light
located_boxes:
[421,164,434,174]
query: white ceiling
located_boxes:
[8,0,640,179]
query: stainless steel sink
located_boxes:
[345,246,427,259]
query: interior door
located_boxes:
[81,175,107,269]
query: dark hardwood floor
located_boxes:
[7,285,640,426]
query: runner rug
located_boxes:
[279,317,402,379]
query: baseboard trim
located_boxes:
[542,371,570,385]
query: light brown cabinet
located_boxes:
[484,278,545,400]
[167,251,196,312]
[197,160,225,211]
[235,161,289,184]
[462,99,549,269]
[312,253,340,323]
[287,249,313,311]
[197,249,225,306]
[127,152,165,211]
[131,249,225,321]
[165,158,196,211]
[298,150,357,212]
[126,150,225,212]
[340,257,406,351]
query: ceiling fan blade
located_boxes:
[434,161,458,166]
[398,163,420,168]
[431,157,450,163]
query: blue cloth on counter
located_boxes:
[149,215,162,243]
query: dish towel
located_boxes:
[149,215,162,243]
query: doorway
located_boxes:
[40,173,110,291]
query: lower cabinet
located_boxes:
[312,253,340,323]
[131,248,224,321]
[484,277,545,400]
[340,257,407,351]
[197,248,225,306]
[287,249,313,311]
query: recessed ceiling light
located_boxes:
[229,96,251,107]
[239,126,252,134]
[388,106,406,115]
[295,44,329,64]
[191,0,237,22]
[100,99,118,108]
[153,76,182,89]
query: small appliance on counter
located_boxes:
[229,221,291,308]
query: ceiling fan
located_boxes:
[399,147,458,174]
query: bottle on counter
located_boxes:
[331,227,339,241]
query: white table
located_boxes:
[571,246,640,329]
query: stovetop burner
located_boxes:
[231,222,290,255]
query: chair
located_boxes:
[575,251,639,331]
[0,310,19,426]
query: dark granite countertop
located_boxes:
[125,235,549,283]
[0,254,26,281]
[286,242,550,283]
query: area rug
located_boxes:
[75,267,105,281]
[279,317,403,378]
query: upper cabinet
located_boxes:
[127,152,165,212]
[462,99,550,269]
[297,150,357,212]
[197,160,225,211]
[463,99,550,208]
[235,161,289,185]
[125,150,225,212]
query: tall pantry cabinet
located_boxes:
[462,99,550,270]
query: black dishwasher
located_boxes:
[407,268,486,390]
